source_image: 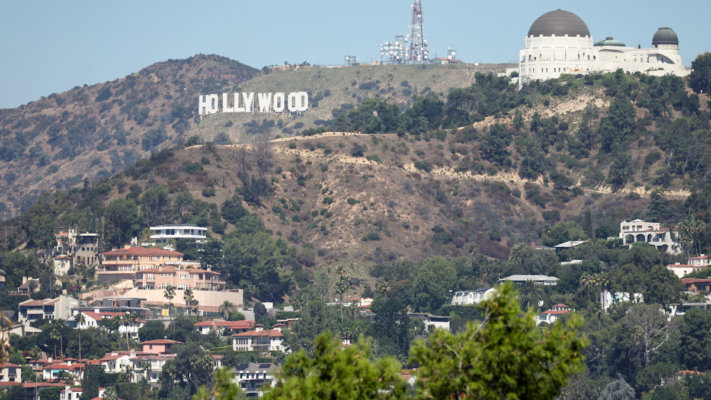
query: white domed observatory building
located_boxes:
[517,10,690,89]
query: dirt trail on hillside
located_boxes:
[190,131,690,199]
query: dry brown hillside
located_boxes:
[96,133,652,270]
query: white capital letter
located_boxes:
[234,93,245,112]
[198,95,209,115]
[273,93,285,113]
[258,93,272,113]
[297,92,309,112]
[243,93,255,113]
[287,92,299,113]
[203,94,218,115]
[222,93,234,113]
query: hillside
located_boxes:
[0,55,512,219]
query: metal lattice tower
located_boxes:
[406,0,429,63]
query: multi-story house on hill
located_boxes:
[616,219,679,254]
[97,245,184,282]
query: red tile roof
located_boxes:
[194,320,256,328]
[233,330,283,338]
[682,279,711,284]
[689,255,710,260]
[0,382,22,387]
[542,310,570,315]
[102,246,183,257]
[23,383,66,389]
[80,311,102,321]
[667,264,699,268]
[0,362,20,368]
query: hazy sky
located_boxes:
[1,0,709,109]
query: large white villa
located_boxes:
[517,9,690,88]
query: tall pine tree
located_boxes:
[583,210,593,239]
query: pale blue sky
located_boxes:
[1,0,709,109]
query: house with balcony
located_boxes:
[537,304,571,325]
[18,296,78,324]
[616,219,680,255]
[129,354,176,384]
[97,246,184,283]
[232,330,288,353]
[150,224,208,250]
[42,363,86,381]
[99,352,133,374]
[134,266,225,291]
[231,363,278,397]
[194,320,258,335]
[450,288,496,305]
[54,228,100,271]
[71,297,151,321]
[0,362,21,382]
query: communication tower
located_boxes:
[344,53,359,67]
[406,0,429,64]
[380,33,406,65]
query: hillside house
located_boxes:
[600,290,644,311]
[194,320,258,335]
[97,246,184,282]
[408,314,451,331]
[666,255,711,278]
[498,275,559,285]
[232,330,288,353]
[141,339,182,354]
[231,363,278,397]
[54,229,100,271]
[99,352,132,374]
[130,354,176,383]
[682,278,711,294]
[18,296,78,324]
[537,304,571,325]
[60,387,105,400]
[0,362,20,382]
[450,288,495,305]
[134,266,225,291]
[616,219,680,254]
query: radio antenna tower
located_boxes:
[406,0,429,63]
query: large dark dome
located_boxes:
[528,10,591,37]
[652,28,679,46]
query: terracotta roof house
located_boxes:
[141,339,183,354]
[537,304,571,325]
[97,245,184,283]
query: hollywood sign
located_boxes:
[198,92,309,116]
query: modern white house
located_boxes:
[498,275,559,286]
[18,296,79,324]
[450,288,496,306]
[408,314,451,332]
[149,225,207,250]
[517,10,690,89]
[231,363,278,397]
[616,219,679,254]
[100,353,133,374]
[600,290,644,312]
[232,330,288,353]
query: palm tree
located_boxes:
[580,273,594,302]
[508,243,527,267]
[183,289,197,317]
[49,329,60,359]
[543,224,552,237]
[219,301,235,320]
[164,285,176,329]
[518,280,544,309]
[30,346,41,362]
[54,319,66,356]
[378,281,391,296]
[73,313,86,360]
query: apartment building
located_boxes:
[97,246,184,282]
[18,296,78,324]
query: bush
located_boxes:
[366,155,382,164]
[489,232,502,242]
[414,161,433,173]
[347,198,360,205]
[95,87,112,102]
[362,232,381,241]
[322,197,334,205]
[201,157,210,165]
[202,188,216,197]
[184,162,203,174]
[351,144,367,157]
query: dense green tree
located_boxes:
[689,52,711,95]
[370,296,411,359]
[80,365,102,400]
[644,266,684,310]
[410,282,587,400]
[412,257,457,312]
[102,198,139,249]
[283,300,340,355]
[138,321,167,342]
[140,185,170,226]
[220,195,248,225]
[263,332,408,400]
[599,377,635,400]
[480,124,512,167]
[600,97,637,153]
[160,343,214,396]
[680,307,711,371]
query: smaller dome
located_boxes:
[594,37,626,47]
[653,28,679,46]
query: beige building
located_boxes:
[18,296,78,324]
[97,246,184,282]
[0,362,21,382]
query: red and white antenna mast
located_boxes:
[406,0,429,64]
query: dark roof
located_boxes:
[653,28,679,46]
[528,10,590,38]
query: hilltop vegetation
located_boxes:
[0,55,510,219]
